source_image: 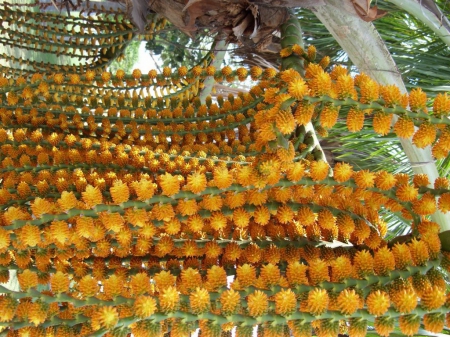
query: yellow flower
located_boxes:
[394,117,415,138]
[159,286,179,312]
[30,198,53,218]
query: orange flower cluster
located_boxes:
[0,54,449,337]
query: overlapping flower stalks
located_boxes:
[1,20,450,337]
[0,3,166,76]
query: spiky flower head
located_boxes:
[413,122,436,148]
[336,289,361,315]
[374,316,394,337]
[307,288,328,315]
[372,113,392,135]
[433,92,450,116]
[423,313,445,333]
[247,290,268,317]
[366,290,390,316]
[399,314,420,336]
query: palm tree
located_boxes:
[0,1,450,336]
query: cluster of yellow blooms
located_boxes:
[0,46,449,337]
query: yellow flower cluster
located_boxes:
[0,53,449,337]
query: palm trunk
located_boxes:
[312,0,450,232]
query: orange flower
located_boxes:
[374,316,394,337]
[353,170,375,189]
[373,246,395,276]
[319,106,339,129]
[309,259,329,284]
[19,224,41,247]
[372,112,392,135]
[274,289,297,316]
[337,289,360,315]
[82,185,103,208]
[159,286,180,313]
[134,295,157,318]
[247,290,268,317]
[186,171,207,194]
[412,122,436,148]
[381,84,403,107]
[366,290,390,316]
[399,315,420,336]
[18,269,38,290]
[423,313,445,333]
[220,289,240,315]
[233,208,250,228]
[336,74,356,99]
[0,228,10,251]
[309,160,329,181]
[394,117,415,138]
[57,191,78,211]
[408,87,427,111]
[421,285,446,310]
[409,238,430,266]
[213,166,233,189]
[31,198,53,218]
[259,263,280,287]
[433,93,450,116]
[187,214,204,232]
[395,184,418,202]
[159,173,180,197]
[288,78,309,99]
[412,192,436,215]
[77,275,99,297]
[275,109,296,135]
[294,102,315,126]
[307,288,328,315]
[50,271,70,293]
[110,180,130,204]
[189,287,210,314]
[237,264,257,287]
[94,306,119,329]
[354,250,373,277]
[346,108,365,132]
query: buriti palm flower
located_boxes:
[0,22,449,336]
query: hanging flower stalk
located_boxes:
[1,19,450,337]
